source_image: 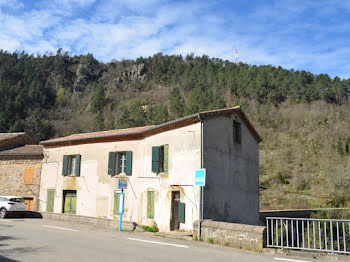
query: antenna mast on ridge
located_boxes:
[234,49,238,63]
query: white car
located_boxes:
[0,196,28,218]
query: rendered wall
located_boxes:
[203,113,259,225]
[39,123,201,232]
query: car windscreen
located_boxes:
[9,198,24,202]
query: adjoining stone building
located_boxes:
[0,133,43,211]
[39,107,261,232]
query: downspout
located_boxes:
[198,113,204,240]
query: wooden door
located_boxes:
[171,191,180,231]
[63,191,76,214]
[23,198,34,211]
[46,189,55,212]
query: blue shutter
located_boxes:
[125,151,132,175]
[108,152,116,175]
[75,155,81,176]
[62,155,68,176]
[178,202,185,223]
[152,146,159,173]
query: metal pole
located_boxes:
[118,189,123,232]
[198,186,201,242]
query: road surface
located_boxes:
[0,218,322,262]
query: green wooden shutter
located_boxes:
[62,155,68,176]
[152,146,159,173]
[147,191,155,218]
[108,152,116,175]
[164,144,169,173]
[125,151,132,175]
[178,202,185,223]
[75,154,81,176]
[46,189,55,212]
[114,192,120,216]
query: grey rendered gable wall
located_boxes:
[202,113,259,225]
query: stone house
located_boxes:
[0,133,43,211]
[39,106,261,232]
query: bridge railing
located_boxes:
[266,217,350,254]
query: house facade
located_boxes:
[0,133,43,211]
[39,107,261,232]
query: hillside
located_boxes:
[1,49,350,209]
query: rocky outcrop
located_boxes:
[114,63,147,84]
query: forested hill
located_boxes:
[1,49,350,209]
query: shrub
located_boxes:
[141,222,159,232]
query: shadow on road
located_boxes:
[0,236,20,262]
[6,212,42,219]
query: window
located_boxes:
[233,120,241,144]
[62,155,81,176]
[108,151,132,176]
[24,168,34,184]
[152,145,168,174]
[147,191,155,218]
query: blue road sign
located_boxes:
[195,169,206,186]
[118,178,128,189]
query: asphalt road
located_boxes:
[0,218,323,262]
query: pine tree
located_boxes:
[169,87,185,118]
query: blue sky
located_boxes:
[1,0,350,78]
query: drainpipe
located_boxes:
[197,114,204,241]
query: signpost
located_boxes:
[195,169,206,241]
[117,179,127,231]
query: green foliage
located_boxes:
[141,222,159,232]
[90,83,106,113]
[56,88,65,104]
[207,238,214,244]
[93,112,105,131]
[169,87,185,118]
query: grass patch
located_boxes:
[141,222,159,232]
[207,238,214,244]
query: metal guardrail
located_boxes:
[266,217,350,254]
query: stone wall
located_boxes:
[42,212,144,232]
[194,219,266,252]
[0,158,42,211]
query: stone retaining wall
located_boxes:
[194,219,266,252]
[42,212,144,232]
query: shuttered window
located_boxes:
[233,120,241,144]
[108,151,133,175]
[178,202,185,223]
[152,145,168,174]
[147,191,155,218]
[24,168,34,184]
[62,155,81,176]
[113,192,120,216]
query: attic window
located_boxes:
[233,120,241,144]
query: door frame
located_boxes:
[62,190,77,214]
[170,191,180,231]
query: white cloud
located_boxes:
[0,0,349,78]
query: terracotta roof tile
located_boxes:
[0,132,25,141]
[41,106,262,146]
[43,125,154,144]
[0,145,43,155]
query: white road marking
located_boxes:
[42,225,78,232]
[0,220,12,222]
[274,258,311,262]
[127,237,189,248]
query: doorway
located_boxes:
[63,190,77,214]
[171,191,180,231]
[23,197,34,211]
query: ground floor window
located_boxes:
[46,189,55,212]
[147,191,155,218]
[63,190,77,214]
[113,192,120,216]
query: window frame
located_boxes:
[233,120,241,144]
